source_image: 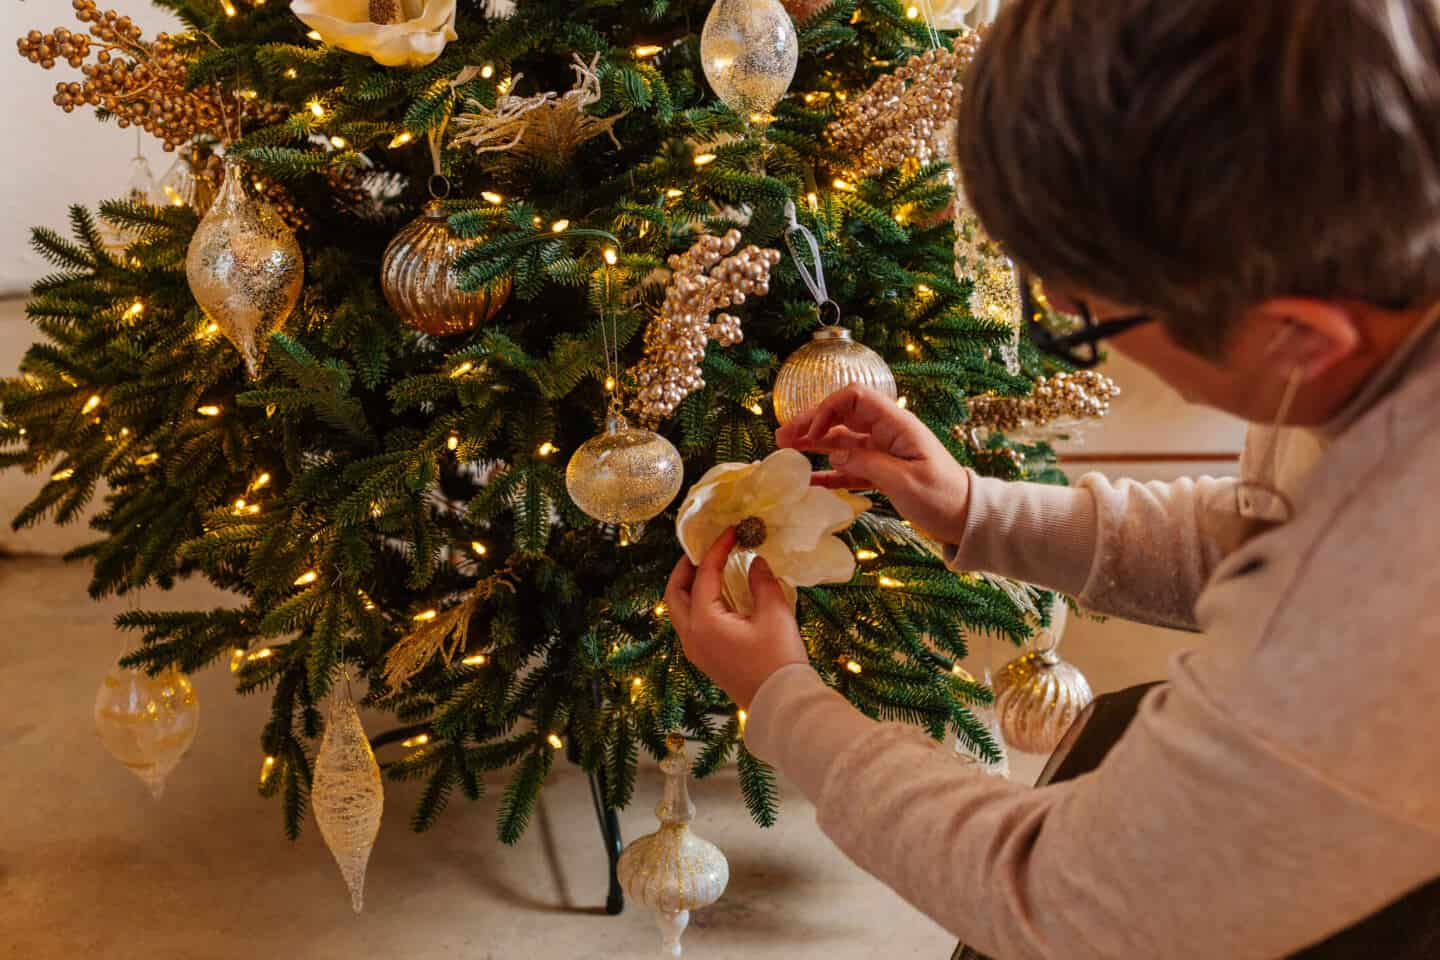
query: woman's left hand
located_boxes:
[664,527,809,709]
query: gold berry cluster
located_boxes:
[967,370,1122,433]
[628,230,782,427]
[824,31,985,177]
[16,1,284,150]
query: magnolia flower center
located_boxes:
[735,516,768,550]
[369,0,402,24]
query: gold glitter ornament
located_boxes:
[617,733,729,957]
[993,603,1093,754]
[967,370,1122,435]
[185,157,303,377]
[312,682,384,913]
[565,412,685,530]
[93,656,200,799]
[700,0,799,117]
[380,199,510,336]
[773,326,897,426]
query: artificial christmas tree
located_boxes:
[7,0,1090,912]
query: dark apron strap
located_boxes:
[951,682,1440,959]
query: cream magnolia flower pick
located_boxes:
[292,0,458,68]
[676,449,870,614]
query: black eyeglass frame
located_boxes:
[1018,271,1156,369]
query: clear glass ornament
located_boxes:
[700,0,799,117]
[312,683,384,913]
[565,412,685,528]
[185,157,305,377]
[380,199,510,335]
[994,606,1093,755]
[617,734,729,957]
[156,148,217,213]
[126,153,157,203]
[93,657,200,799]
[772,326,897,425]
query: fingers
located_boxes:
[747,556,790,613]
[691,527,737,613]
[664,556,697,635]
[810,469,875,490]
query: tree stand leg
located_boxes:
[565,683,625,916]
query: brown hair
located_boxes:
[955,0,1440,356]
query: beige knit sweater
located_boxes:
[744,318,1440,958]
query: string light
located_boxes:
[603,247,618,265]
[916,283,933,297]
[357,589,376,612]
[550,219,571,233]
[665,188,684,198]
[82,394,102,415]
[125,300,145,318]
[604,375,616,392]
[238,89,258,101]
[855,549,879,561]
[693,152,717,167]
[201,321,220,337]
[806,191,818,210]
[293,570,318,586]
[388,130,414,148]
[749,112,776,124]
[905,341,919,354]
[631,677,644,689]
[401,733,430,748]
[283,68,298,79]
[51,467,75,482]
[413,609,438,622]
[481,191,504,205]
[471,541,488,556]
[252,472,271,490]
[118,428,129,438]
[832,177,856,192]
[737,709,748,734]
[135,452,160,466]
[246,647,273,661]
[447,433,459,451]
[308,99,325,119]
[222,0,237,16]
[247,504,261,515]
[480,63,495,79]
[462,653,488,666]
[906,4,920,17]
[897,396,909,409]
[878,575,902,588]
[653,602,667,617]
[846,659,863,674]
[197,405,221,417]
[633,44,663,58]
[259,755,276,784]
[546,733,564,750]
[497,76,514,95]
[233,498,248,512]
[450,361,474,378]
[747,401,763,415]
[536,441,557,457]
[306,29,323,40]
[329,135,348,149]
[230,648,246,673]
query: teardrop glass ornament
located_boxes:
[185,157,304,376]
[700,0,799,117]
[93,658,200,799]
[312,684,384,913]
[773,326,897,425]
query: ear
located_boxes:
[1248,299,1362,382]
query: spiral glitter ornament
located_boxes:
[381,199,510,336]
[700,0,799,117]
[312,683,384,913]
[185,158,304,377]
[772,326,897,426]
[565,413,685,529]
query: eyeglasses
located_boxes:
[1019,272,1156,369]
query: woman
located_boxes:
[663,1,1440,956]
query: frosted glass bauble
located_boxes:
[565,414,684,526]
[93,659,199,799]
[773,326,897,426]
[701,0,799,117]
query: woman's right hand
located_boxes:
[775,384,973,545]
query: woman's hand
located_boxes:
[664,527,809,709]
[775,384,973,545]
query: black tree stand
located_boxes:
[567,679,625,915]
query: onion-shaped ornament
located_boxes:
[993,603,1093,754]
[565,412,684,534]
[93,655,200,799]
[185,157,304,377]
[773,325,897,426]
[700,0,799,117]
[381,199,510,336]
[617,733,730,957]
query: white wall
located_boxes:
[1,3,179,295]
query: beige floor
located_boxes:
[0,555,1195,960]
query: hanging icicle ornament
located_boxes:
[627,230,781,427]
[772,201,896,426]
[93,653,200,799]
[567,249,685,536]
[382,116,510,335]
[700,0,799,117]
[994,600,1093,754]
[616,733,730,957]
[185,156,304,377]
[312,679,384,913]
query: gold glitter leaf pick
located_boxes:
[312,683,384,913]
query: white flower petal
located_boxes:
[766,486,864,556]
[292,0,457,67]
[774,535,857,588]
[745,449,814,513]
[722,551,798,614]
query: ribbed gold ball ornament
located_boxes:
[185,157,304,377]
[381,200,510,336]
[565,412,685,529]
[993,638,1093,755]
[772,326,897,426]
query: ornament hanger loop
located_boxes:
[818,299,843,327]
[427,174,452,200]
[782,199,838,328]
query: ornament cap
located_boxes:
[813,325,853,342]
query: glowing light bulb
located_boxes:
[806,192,818,210]
[329,135,348,149]
[253,472,271,489]
[603,247,618,265]
[906,4,920,18]
[230,648,246,672]
[247,647,273,661]
[693,152,717,167]
[413,609,438,622]
[846,659,863,674]
[480,63,495,79]
[284,68,298,79]
[450,361,474,378]
[878,575,902,588]
[855,549,879,561]
[222,0,237,16]
[832,177,856,192]
[906,342,918,354]
[550,219,570,233]
[737,709,748,733]
[897,396,909,409]
[633,44,663,58]
[481,191,504,205]
[401,733,430,748]
[82,394,102,414]
[536,441,557,457]
[51,468,75,482]
[665,188,684,198]
[471,541,488,556]
[462,653,488,666]
[747,401,764,415]
[308,99,325,119]
[447,433,459,451]
[653,602,667,617]
[604,375,616,392]
[389,130,413,147]
[197,405,221,417]
[306,29,323,40]
[547,733,564,750]
[135,452,160,466]
[293,570,318,586]
[260,755,276,783]
[234,498,248,511]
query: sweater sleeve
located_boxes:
[942,471,1242,630]
[744,663,1440,960]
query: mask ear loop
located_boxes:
[1235,325,1306,528]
